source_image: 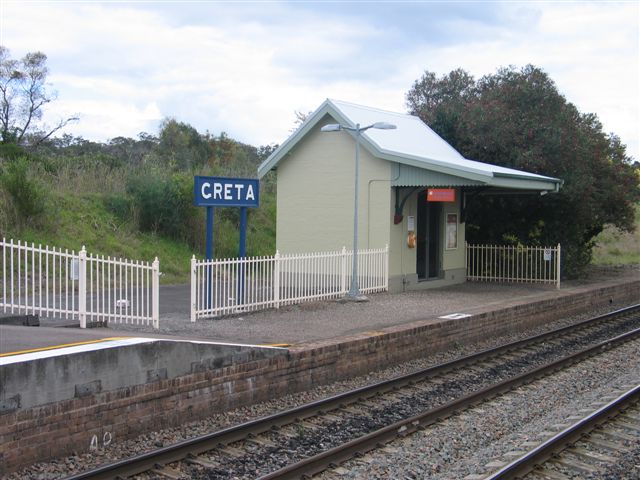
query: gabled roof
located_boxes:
[257,99,562,192]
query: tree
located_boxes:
[155,118,211,170]
[0,46,77,146]
[290,110,312,132]
[406,65,640,277]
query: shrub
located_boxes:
[103,194,132,221]
[0,157,46,226]
[126,171,201,246]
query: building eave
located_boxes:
[258,99,563,194]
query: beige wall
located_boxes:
[276,115,391,254]
[441,197,465,271]
[275,121,466,290]
[389,187,417,277]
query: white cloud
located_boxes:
[396,2,639,160]
[1,1,638,160]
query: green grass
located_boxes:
[7,192,196,284]
[5,186,277,284]
[592,204,640,266]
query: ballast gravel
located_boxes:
[2,303,638,480]
[319,339,640,480]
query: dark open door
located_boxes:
[417,192,441,280]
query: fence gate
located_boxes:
[466,243,561,289]
[1,238,159,328]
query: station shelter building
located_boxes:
[257,99,562,293]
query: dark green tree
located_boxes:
[406,65,640,277]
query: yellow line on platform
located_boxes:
[0,337,131,357]
[262,343,291,348]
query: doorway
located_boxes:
[416,193,441,280]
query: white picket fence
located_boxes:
[0,238,159,328]
[191,246,389,320]
[466,243,561,289]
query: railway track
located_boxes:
[63,304,640,480]
[485,383,640,480]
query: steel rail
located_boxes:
[257,326,640,480]
[63,304,640,480]
[484,383,640,480]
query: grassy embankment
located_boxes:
[1,158,276,284]
[12,190,276,284]
[592,203,640,266]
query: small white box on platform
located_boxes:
[439,313,472,319]
[115,299,129,310]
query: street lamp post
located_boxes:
[321,121,396,300]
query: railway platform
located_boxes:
[0,268,638,475]
[2,267,638,355]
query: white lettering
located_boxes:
[201,182,211,200]
[224,184,232,200]
[234,184,244,199]
[213,183,223,199]
[246,185,255,201]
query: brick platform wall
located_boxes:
[1,279,638,474]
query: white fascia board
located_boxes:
[485,175,561,192]
[492,170,562,184]
[258,101,329,178]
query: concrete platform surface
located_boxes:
[1,267,637,355]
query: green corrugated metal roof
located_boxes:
[392,164,484,187]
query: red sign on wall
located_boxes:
[427,188,456,202]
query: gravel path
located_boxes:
[320,339,640,480]
[4,303,633,480]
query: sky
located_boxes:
[1,1,639,160]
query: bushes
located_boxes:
[0,125,278,262]
[126,171,201,247]
[0,157,47,228]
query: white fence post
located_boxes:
[152,257,160,329]
[384,244,389,291]
[78,246,87,328]
[340,246,347,295]
[190,255,197,322]
[274,250,281,309]
[556,243,562,289]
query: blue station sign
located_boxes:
[194,176,259,208]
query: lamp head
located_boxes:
[372,122,397,130]
[320,124,342,132]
